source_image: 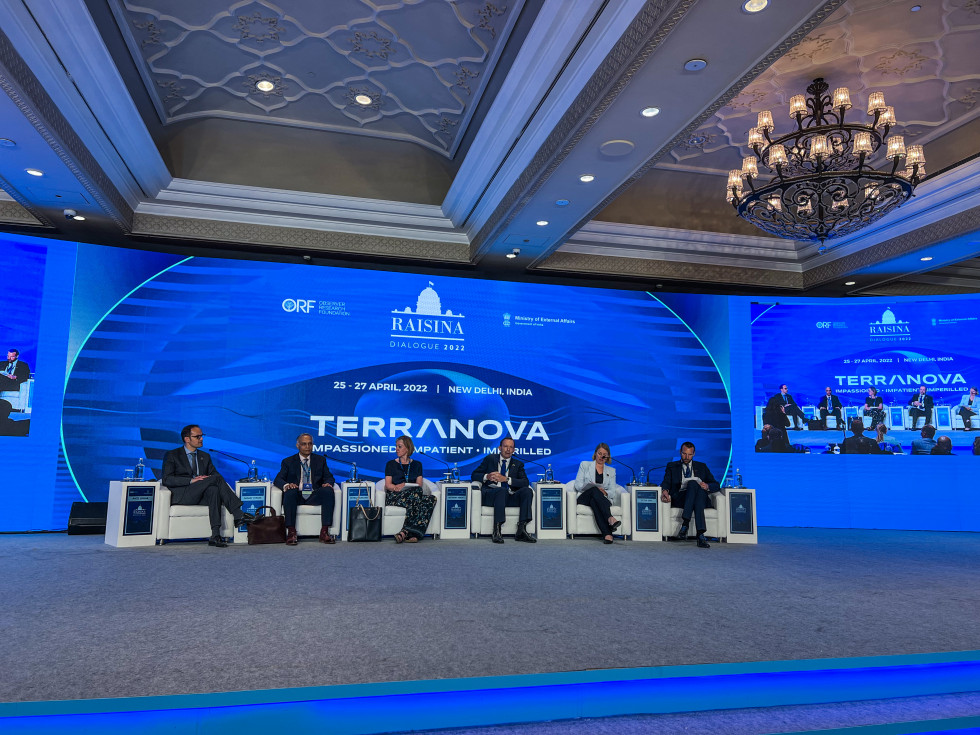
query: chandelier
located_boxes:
[727,78,925,247]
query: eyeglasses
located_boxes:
[596,454,610,460]
[190,434,205,439]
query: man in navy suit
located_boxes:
[660,441,720,549]
[162,424,253,547]
[908,386,933,429]
[471,437,535,544]
[1,349,30,392]
[274,433,337,545]
[764,384,806,430]
[817,386,844,430]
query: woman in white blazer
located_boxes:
[573,442,622,544]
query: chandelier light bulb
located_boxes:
[728,169,743,189]
[809,134,830,159]
[886,135,906,160]
[832,87,852,110]
[757,110,774,132]
[768,144,788,167]
[852,131,873,155]
[880,106,896,126]
[748,127,764,148]
[742,156,758,178]
[906,144,925,166]
[789,95,807,118]
[867,91,887,114]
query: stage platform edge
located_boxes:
[2,650,979,734]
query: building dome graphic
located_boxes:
[881,308,896,324]
[415,282,442,315]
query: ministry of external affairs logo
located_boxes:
[390,281,465,349]
[869,307,911,343]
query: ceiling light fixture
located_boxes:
[727,77,924,244]
[920,256,933,261]
[910,5,921,10]
[684,59,707,72]
[506,248,520,259]
[742,0,769,12]
[255,80,275,92]
[72,215,86,221]
[579,174,595,182]
[0,138,16,148]
[844,281,856,286]
[536,220,548,226]
[640,106,660,118]
[354,93,373,105]
[25,168,44,176]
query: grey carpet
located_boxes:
[1,528,979,703]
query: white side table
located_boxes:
[630,484,664,542]
[105,480,160,547]
[535,482,566,539]
[726,487,758,544]
[340,481,374,542]
[233,481,272,544]
[439,482,472,539]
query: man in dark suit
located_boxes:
[911,424,938,455]
[908,386,933,429]
[1,349,30,392]
[764,384,806,430]
[817,386,844,431]
[471,437,535,544]
[162,424,254,547]
[660,441,720,549]
[840,418,882,454]
[274,432,337,545]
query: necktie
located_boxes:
[500,458,508,476]
[684,464,691,478]
[191,452,199,476]
[302,459,310,484]
[4,362,12,375]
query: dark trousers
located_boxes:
[784,404,806,426]
[576,485,613,535]
[819,407,842,430]
[282,486,335,528]
[678,484,710,534]
[958,407,976,429]
[481,485,533,525]
[909,407,931,428]
[170,474,241,533]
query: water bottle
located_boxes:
[545,463,553,482]
[351,462,358,482]
[638,466,645,485]
[452,463,460,482]
[135,457,144,481]
[248,459,258,481]
[736,467,743,488]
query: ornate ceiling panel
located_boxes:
[659,0,980,176]
[110,0,524,156]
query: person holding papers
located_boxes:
[274,433,338,546]
[384,435,436,543]
[660,442,720,549]
[573,442,622,544]
[957,387,978,431]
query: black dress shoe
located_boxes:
[609,520,622,532]
[237,512,255,524]
[696,533,710,549]
[515,521,537,543]
[208,535,228,548]
[491,522,504,544]
[676,524,689,541]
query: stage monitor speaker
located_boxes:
[67,501,108,535]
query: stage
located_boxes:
[756,426,979,454]
[2,528,979,733]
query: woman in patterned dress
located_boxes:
[863,386,886,430]
[384,435,436,543]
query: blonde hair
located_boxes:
[396,435,415,456]
[592,442,612,461]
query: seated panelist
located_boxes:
[659,442,720,549]
[908,386,933,428]
[863,387,886,431]
[471,437,535,544]
[573,442,622,544]
[274,433,337,546]
[383,435,436,544]
[162,424,254,548]
[817,386,843,430]
[958,387,978,431]
[763,384,806,431]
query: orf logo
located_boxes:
[816,321,832,328]
[282,298,315,313]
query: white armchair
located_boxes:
[563,481,631,538]
[154,484,236,543]
[270,485,340,538]
[661,489,728,541]
[0,378,32,413]
[373,479,441,538]
[469,482,536,537]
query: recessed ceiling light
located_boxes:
[910,4,921,10]
[844,281,856,286]
[742,0,769,12]
[354,93,373,105]
[641,106,660,118]
[0,138,16,148]
[684,58,707,72]
[579,174,595,183]
[255,80,275,92]
[536,220,548,226]
[25,168,44,176]
[72,215,86,221]
[555,199,569,207]
[506,248,520,259]
[920,256,933,261]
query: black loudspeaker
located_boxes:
[67,501,108,535]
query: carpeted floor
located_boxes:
[1,527,979,703]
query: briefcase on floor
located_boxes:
[247,506,286,545]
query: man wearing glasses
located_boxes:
[162,424,254,547]
[273,433,338,545]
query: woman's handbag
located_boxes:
[347,488,382,542]
[247,506,286,545]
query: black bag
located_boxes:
[247,506,286,545]
[347,489,382,542]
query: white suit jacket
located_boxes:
[573,461,620,504]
